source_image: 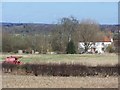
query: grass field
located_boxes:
[1,53,118,66]
[1,53,119,88]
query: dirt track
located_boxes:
[2,74,118,88]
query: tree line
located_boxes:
[2,16,117,54]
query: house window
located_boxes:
[102,48,104,51]
[102,43,104,45]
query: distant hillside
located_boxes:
[100,25,119,33]
[1,22,119,34]
[1,22,56,34]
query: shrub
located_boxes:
[106,45,115,53]
[2,63,120,76]
[66,40,76,54]
[2,62,18,73]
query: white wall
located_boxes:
[78,41,112,53]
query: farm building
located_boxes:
[78,36,113,54]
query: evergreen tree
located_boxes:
[66,40,76,54]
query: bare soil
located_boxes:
[2,74,118,88]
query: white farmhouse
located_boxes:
[78,36,113,54]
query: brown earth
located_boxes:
[2,74,118,88]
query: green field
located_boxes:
[1,54,118,66]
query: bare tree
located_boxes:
[77,19,101,52]
[60,16,79,42]
[2,33,13,52]
[51,24,67,53]
[113,33,120,53]
[51,16,79,53]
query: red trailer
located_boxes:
[3,56,22,65]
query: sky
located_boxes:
[1,0,119,2]
[1,2,118,24]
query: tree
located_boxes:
[77,19,101,53]
[51,16,79,53]
[51,25,67,53]
[60,16,79,42]
[0,28,2,52]
[66,40,76,54]
[113,33,120,53]
[2,33,13,52]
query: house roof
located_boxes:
[79,36,112,42]
[102,36,111,42]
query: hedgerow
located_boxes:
[2,63,120,77]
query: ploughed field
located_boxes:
[2,74,118,88]
[1,54,119,88]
